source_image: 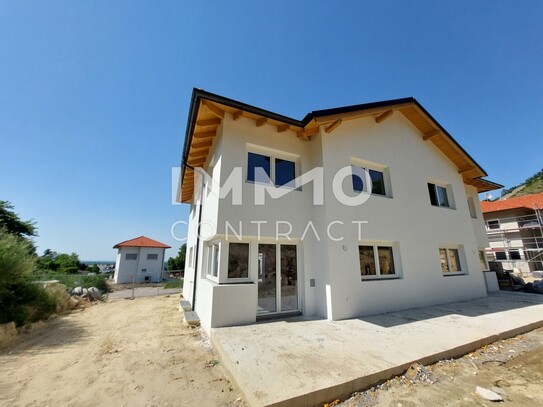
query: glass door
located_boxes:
[257,243,298,315]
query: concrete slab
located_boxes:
[183,311,201,327]
[211,292,543,407]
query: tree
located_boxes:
[37,251,82,274]
[0,201,37,240]
[167,244,186,273]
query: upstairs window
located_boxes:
[352,166,386,196]
[247,152,296,188]
[487,220,500,230]
[147,253,158,260]
[467,197,477,219]
[428,183,450,208]
[125,253,137,260]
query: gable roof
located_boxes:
[113,236,171,249]
[178,89,502,202]
[481,192,543,214]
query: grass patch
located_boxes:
[35,274,109,292]
[163,279,183,289]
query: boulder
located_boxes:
[73,286,83,296]
[87,287,103,301]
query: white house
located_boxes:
[113,236,170,283]
[177,89,502,334]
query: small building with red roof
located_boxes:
[481,192,543,275]
[113,236,171,284]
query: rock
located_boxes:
[87,287,103,301]
[476,386,503,402]
[73,287,83,296]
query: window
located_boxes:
[440,248,462,273]
[207,243,219,278]
[479,250,488,270]
[125,253,137,260]
[247,152,271,183]
[509,250,521,260]
[352,166,386,196]
[228,243,249,279]
[141,268,147,273]
[247,152,297,187]
[495,251,507,260]
[487,220,500,230]
[467,197,477,219]
[188,247,194,267]
[359,244,396,278]
[147,253,158,260]
[428,183,450,207]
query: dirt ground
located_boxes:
[0,295,245,407]
[338,327,543,407]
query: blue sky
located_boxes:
[1,1,542,260]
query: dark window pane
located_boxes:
[359,246,376,276]
[275,159,296,187]
[258,244,276,313]
[510,250,521,260]
[352,166,364,192]
[228,243,249,279]
[280,245,298,311]
[377,247,395,274]
[488,220,500,230]
[448,249,461,272]
[247,153,271,183]
[370,169,386,196]
[428,183,438,206]
[495,251,507,260]
[440,248,449,272]
[437,186,449,207]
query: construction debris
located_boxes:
[476,386,503,402]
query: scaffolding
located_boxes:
[484,206,543,276]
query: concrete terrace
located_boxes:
[211,291,543,407]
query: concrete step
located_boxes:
[183,311,200,327]
[179,300,192,312]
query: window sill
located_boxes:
[246,180,300,191]
[206,275,219,284]
[430,205,456,210]
[442,272,466,277]
[361,276,400,281]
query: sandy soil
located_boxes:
[339,327,543,407]
[0,296,246,407]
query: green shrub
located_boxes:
[163,279,183,289]
[35,274,109,293]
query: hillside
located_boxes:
[501,168,543,198]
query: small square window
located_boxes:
[428,183,450,208]
[228,243,249,279]
[275,158,296,187]
[126,253,137,260]
[440,248,462,274]
[352,166,386,196]
[359,244,396,278]
[487,220,500,230]
[495,251,507,260]
[147,253,158,260]
[509,250,521,260]
[247,152,271,183]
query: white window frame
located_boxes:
[125,253,137,260]
[428,181,454,209]
[479,250,489,271]
[359,242,399,281]
[225,242,252,283]
[440,247,465,276]
[351,158,392,198]
[467,197,477,219]
[206,241,220,282]
[246,144,300,189]
[146,253,158,260]
[188,246,194,268]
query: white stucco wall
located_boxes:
[114,247,166,284]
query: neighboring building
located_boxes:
[177,89,502,333]
[113,236,171,283]
[481,193,543,276]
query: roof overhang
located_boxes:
[178,89,502,202]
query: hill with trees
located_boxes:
[500,168,543,198]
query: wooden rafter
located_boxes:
[192,139,213,149]
[256,117,267,127]
[458,167,475,175]
[189,149,209,158]
[193,130,216,139]
[375,110,393,124]
[196,118,221,127]
[202,100,225,118]
[314,103,412,123]
[423,129,440,141]
[325,119,342,134]
[233,110,243,121]
[277,124,290,133]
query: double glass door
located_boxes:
[257,244,298,315]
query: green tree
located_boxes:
[0,201,37,252]
[167,244,186,273]
[37,251,81,274]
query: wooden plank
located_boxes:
[297,132,310,141]
[313,103,413,123]
[325,119,342,134]
[189,149,209,158]
[193,130,216,139]
[202,100,225,118]
[191,139,213,149]
[256,117,267,127]
[375,110,393,124]
[423,129,440,141]
[277,124,290,133]
[233,110,243,121]
[196,118,221,127]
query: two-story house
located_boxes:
[481,192,543,276]
[177,89,501,333]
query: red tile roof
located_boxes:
[481,192,543,214]
[113,236,171,249]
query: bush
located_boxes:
[35,274,109,293]
[163,279,183,289]
[0,230,56,326]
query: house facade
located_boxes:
[481,193,543,276]
[178,89,501,333]
[113,236,170,283]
